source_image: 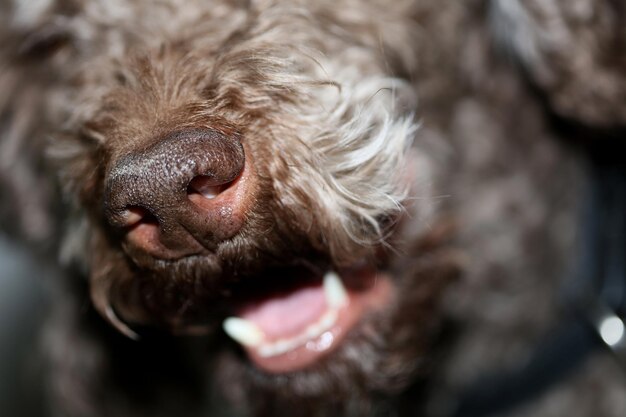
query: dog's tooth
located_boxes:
[305,309,338,341]
[258,337,301,358]
[273,339,293,356]
[258,343,277,358]
[306,322,321,339]
[319,309,338,330]
[323,271,348,309]
[223,317,265,347]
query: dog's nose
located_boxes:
[104,128,253,259]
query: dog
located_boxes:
[1,1,624,416]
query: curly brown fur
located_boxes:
[1,1,625,417]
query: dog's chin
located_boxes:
[212,274,405,417]
[205,242,462,415]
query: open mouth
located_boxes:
[221,263,393,373]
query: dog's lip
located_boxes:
[223,264,393,373]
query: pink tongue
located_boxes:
[238,284,327,340]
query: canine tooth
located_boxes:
[323,271,348,309]
[223,317,265,347]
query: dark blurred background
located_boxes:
[0,234,50,417]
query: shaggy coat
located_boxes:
[0,0,625,416]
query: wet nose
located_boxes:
[104,128,248,259]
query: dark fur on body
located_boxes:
[1,1,625,416]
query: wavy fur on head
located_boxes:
[1,0,625,416]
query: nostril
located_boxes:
[187,175,234,200]
[119,206,157,229]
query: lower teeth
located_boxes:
[257,309,339,358]
[222,270,350,357]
